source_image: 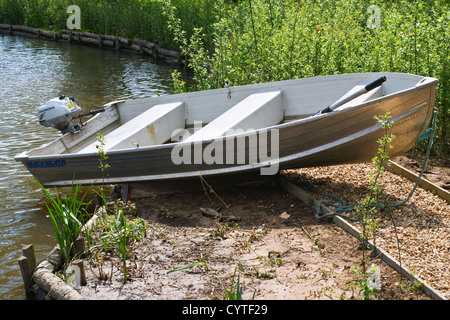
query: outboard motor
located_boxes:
[38,95,81,133]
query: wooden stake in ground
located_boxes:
[18,244,36,296]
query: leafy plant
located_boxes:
[350,110,395,299]
[357,110,395,267]
[95,131,110,196]
[94,200,147,283]
[220,267,244,300]
[351,264,378,300]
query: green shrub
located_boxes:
[168,0,449,156]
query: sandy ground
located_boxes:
[78,174,438,300]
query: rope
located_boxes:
[291,110,438,221]
[390,109,437,207]
[291,177,360,221]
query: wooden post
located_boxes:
[121,183,129,203]
[22,244,36,272]
[18,244,36,296]
[115,37,121,50]
[72,259,87,287]
[75,236,86,258]
[18,257,32,295]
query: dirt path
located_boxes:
[79,183,433,300]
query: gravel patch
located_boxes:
[282,161,450,299]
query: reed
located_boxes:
[0,0,217,51]
[37,178,92,264]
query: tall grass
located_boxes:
[0,0,217,51]
[37,179,92,264]
[94,200,146,283]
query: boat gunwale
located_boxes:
[110,72,429,107]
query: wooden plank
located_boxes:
[184,90,284,142]
[386,160,450,203]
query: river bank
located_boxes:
[0,24,184,65]
[78,182,433,300]
[78,156,450,300]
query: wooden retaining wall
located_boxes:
[0,24,185,65]
[17,207,104,300]
[386,160,450,204]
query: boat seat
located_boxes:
[334,84,383,111]
[184,90,284,142]
[80,101,185,152]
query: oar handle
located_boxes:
[313,76,387,116]
[365,76,386,92]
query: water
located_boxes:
[0,34,175,299]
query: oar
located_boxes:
[313,76,386,116]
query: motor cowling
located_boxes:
[38,95,81,132]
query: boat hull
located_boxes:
[15,73,437,187]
